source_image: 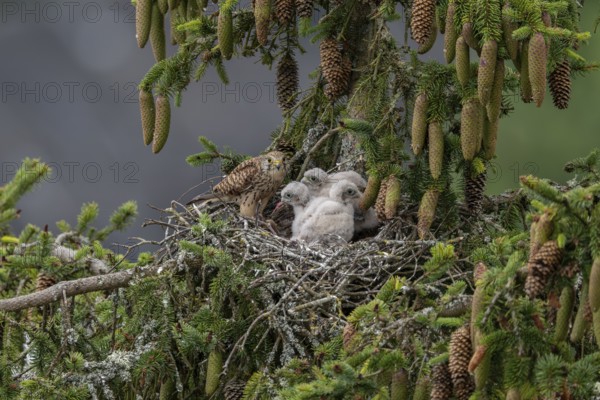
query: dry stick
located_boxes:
[0,261,173,312]
[296,126,343,180]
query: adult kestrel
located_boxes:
[188,151,287,217]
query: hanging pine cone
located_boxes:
[482,113,499,161]
[391,369,409,400]
[410,0,436,46]
[411,92,428,155]
[584,298,593,323]
[218,7,234,60]
[449,326,475,400]
[275,0,294,25]
[136,0,152,48]
[460,97,483,161]
[529,32,547,107]
[417,189,440,239]
[296,0,313,19]
[139,88,155,146]
[520,41,533,103]
[150,3,166,62]
[254,0,271,46]
[205,350,223,396]
[320,38,348,101]
[549,60,571,110]
[464,167,487,215]
[276,53,299,111]
[455,36,470,87]
[462,22,480,52]
[486,59,505,122]
[431,363,453,400]
[36,273,56,291]
[152,94,171,154]
[525,240,563,299]
[375,176,389,221]
[428,121,444,180]
[444,2,457,63]
[477,40,498,105]
[502,4,519,64]
[224,379,246,400]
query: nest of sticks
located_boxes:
[140,196,485,370]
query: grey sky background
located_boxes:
[0,1,438,255]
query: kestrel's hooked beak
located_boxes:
[272,159,283,170]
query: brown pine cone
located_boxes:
[320,38,349,100]
[525,240,563,299]
[464,168,486,216]
[36,273,57,291]
[275,0,295,25]
[431,362,453,400]
[224,379,246,400]
[276,53,299,111]
[449,326,475,400]
[549,60,571,110]
[410,0,436,46]
[296,0,313,19]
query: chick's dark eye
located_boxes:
[267,158,272,163]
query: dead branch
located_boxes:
[0,261,173,312]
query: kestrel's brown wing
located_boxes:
[213,156,261,196]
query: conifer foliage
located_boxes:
[1,0,600,399]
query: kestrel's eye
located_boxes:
[284,193,292,198]
[267,158,272,163]
[346,189,355,195]
[310,176,317,181]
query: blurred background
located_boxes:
[1,1,599,254]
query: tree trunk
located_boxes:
[336,5,376,175]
